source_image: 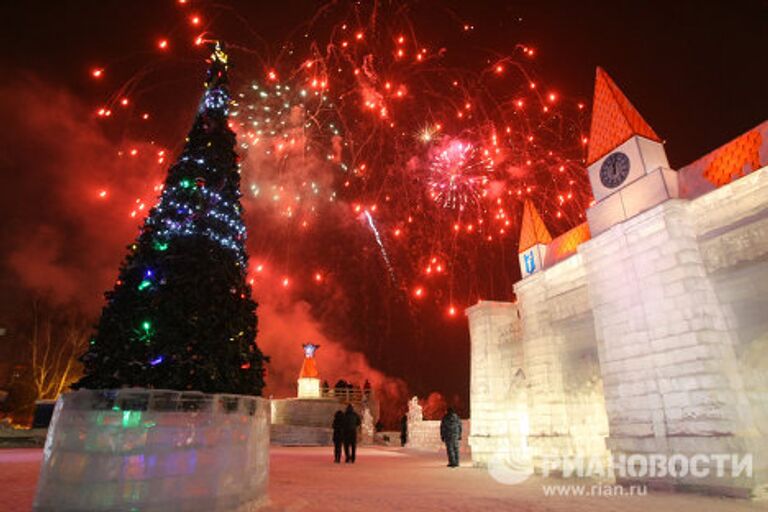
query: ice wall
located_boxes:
[514,254,611,472]
[34,389,270,512]
[467,166,768,496]
[465,301,528,467]
[407,418,471,454]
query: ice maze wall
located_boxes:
[34,389,270,512]
[468,167,768,496]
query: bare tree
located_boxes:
[29,302,90,401]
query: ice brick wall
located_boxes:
[514,255,610,472]
[579,191,765,496]
[466,301,526,467]
[270,398,343,428]
[690,166,768,493]
[467,167,768,495]
[406,418,470,454]
[270,424,332,446]
[34,389,270,512]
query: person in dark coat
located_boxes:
[440,407,462,467]
[400,414,408,447]
[342,404,361,463]
[332,410,344,463]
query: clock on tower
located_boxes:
[584,68,679,235]
[599,152,631,188]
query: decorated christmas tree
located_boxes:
[76,43,266,395]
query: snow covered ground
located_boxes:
[3,446,767,511]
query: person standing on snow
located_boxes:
[440,407,462,467]
[343,404,361,463]
[332,410,345,463]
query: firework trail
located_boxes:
[364,209,396,283]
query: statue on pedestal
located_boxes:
[407,396,423,423]
[361,406,374,444]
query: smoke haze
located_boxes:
[0,75,411,424]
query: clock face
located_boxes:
[599,152,631,189]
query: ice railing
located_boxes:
[320,387,373,404]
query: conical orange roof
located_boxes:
[299,357,319,379]
[519,199,552,252]
[586,67,661,165]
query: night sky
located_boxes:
[1,0,766,420]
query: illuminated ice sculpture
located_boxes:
[467,68,768,497]
[34,389,270,511]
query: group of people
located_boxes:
[323,379,372,394]
[332,404,362,463]
[332,405,462,468]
